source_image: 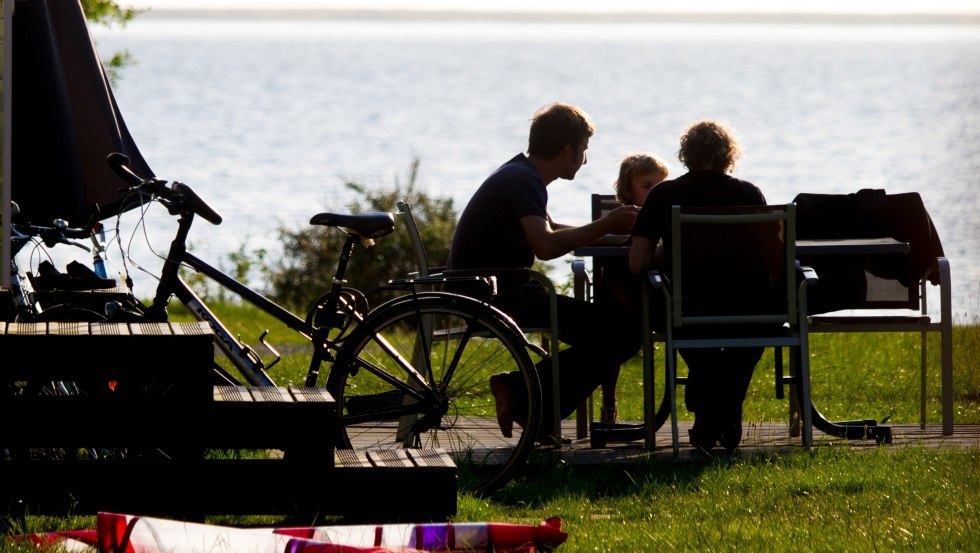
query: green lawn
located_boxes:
[460,446,980,552]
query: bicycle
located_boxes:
[3,201,117,323]
[101,152,545,496]
[2,201,158,463]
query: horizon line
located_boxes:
[134,9,980,25]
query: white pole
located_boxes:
[1,0,12,289]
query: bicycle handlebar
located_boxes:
[11,220,92,251]
[107,152,223,225]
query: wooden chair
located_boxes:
[395,201,563,441]
[645,203,817,454]
[569,194,621,436]
[573,194,668,447]
[795,190,954,436]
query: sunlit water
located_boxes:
[80,16,980,321]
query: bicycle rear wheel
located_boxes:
[327,293,541,497]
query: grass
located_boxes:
[615,323,980,427]
[466,447,980,552]
[3,302,978,552]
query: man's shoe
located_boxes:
[718,418,743,453]
[490,374,515,438]
[688,417,719,452]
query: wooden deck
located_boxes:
[553,420,980,464]
[346,417,979,467]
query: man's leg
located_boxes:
[679,348,724,451]
[680,346,764,451]
[486,284,550,437]
[491,284,641,438]
[716,346,764,451]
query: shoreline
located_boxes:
[132,9,980,25]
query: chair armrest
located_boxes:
[796,262,818,286]
[571,259,591,301]
[922,256,948,287]
[390,272,497,300]
[439,267,553,289]
[431,267,559,303]
[646,269,666,290]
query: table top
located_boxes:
[573,235,630,257]
[573,236,910,258]
[795,237,910,255]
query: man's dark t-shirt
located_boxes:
[632,170,769,317]
[447,154,548,273]
[632,169,766,248]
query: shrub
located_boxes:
[264,158,457,312]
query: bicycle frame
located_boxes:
[141,205,324,388]
[135,193,412,391]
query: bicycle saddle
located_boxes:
[309,212,395,239]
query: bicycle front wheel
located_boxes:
[327,293,541,497]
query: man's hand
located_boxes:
[602,205,640,235]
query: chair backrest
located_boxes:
[668,204,798,328]
[793,190,944,312]
[591,193,621,221]
[396,200,431,278]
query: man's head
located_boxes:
[527,102,595,181]
[677,119,743,173]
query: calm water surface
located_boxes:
[87,17,980,320]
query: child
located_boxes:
[614,153,670,206]
[596,153,669,424]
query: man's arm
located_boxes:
[629,235,660,275]
[546,212,573,231]
[521,205,638,261]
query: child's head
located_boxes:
[614,153,669,205]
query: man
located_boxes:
[446,102,642,443]
[629,119,766,453]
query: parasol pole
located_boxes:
[1,0,12,289]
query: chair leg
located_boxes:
[642,343,657,450]
[780,346,802,438]
[796,345,814,449]
[920,326,927,430]
[667,347,680,456]
[576,398,590,439]
[938,259,954,435]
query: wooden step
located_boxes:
[0,449,457,521]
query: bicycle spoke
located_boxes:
[328,294,541,497]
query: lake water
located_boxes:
[86,15,980,320]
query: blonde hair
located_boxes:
[678,119,743,173]
[614,153,670,204]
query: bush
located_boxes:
[264,159,457,312]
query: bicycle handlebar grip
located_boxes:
[107,152,144,186]
[174,182,222,225]
[108,152,221,225]
[60,226,93,239]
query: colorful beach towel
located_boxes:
[11,512,568,553]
